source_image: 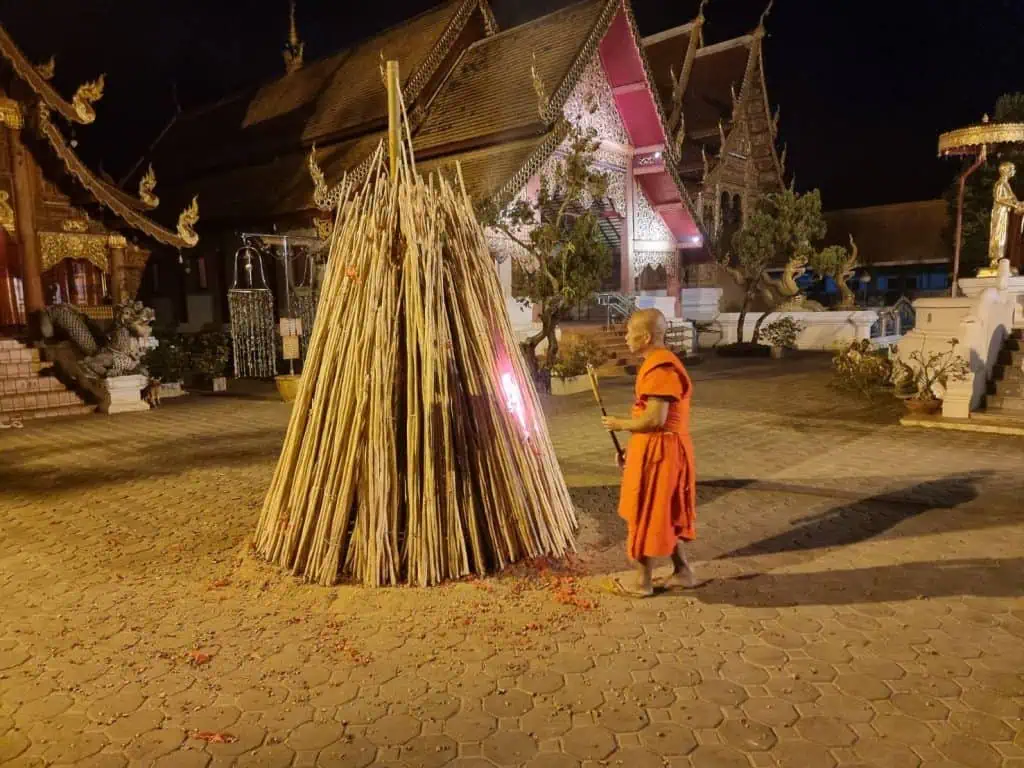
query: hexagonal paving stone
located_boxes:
[596,700,650,734]
[696,680,748,706]
[235,743,295,768]
[835,674,893,701]
[481,730,537,766]
[772,740,837,768]
[639,721,697,756]
[562,726,616,760]
[764,678,821,704]
[809,695,876,724]
[259,704,313,734]
[401,734,458,768]
[317,736,377,768]
[896,674,962,700]
[671,699,725,729]
[720,660,769,686]
[785,659,837,683]
[871,714,935,746]
[518,671,564,696]
[607,747,671,768]
[742,697,799,728]
[40,731,109,765]
[124,727,186,762]
[761,629,806,650]
[949,709,1014,742]
[548,653,593,674]
[308,683,359,708]
[719,717,778,751]
[287,721,344,751]
[960,686,1022,719]
[104,708,165,741]
[411,693,461,722]
[520,706,571,739]
[853,737,923,768]
[550,682,604,714]
[627,681,675,708]
[525,754,578,768]
[650,663,701,688]
[448,674,497,700]
[335,697,389,725]
[483,690,533,718]
[936,734,1005,768]
[850,657,906,681]
[366,713,421,748]
[796,715,857,746]
[236,686,289,712]
[445,710,498,742]
[804,642,852,664]
[891,693,949,721]
[742,645,789,668]
[971,669,1024,696]
[0,727,29,762]
[152,750,209,768]
[687,744,753,768]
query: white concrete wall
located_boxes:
[680,288,722,324]
[704,311,879,350]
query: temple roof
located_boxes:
[824,200,950,267]
[0,23,198,249]
[152,0,495,185]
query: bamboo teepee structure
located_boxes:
[253,64,577,587]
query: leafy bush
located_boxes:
[143,332,188,382]
[760,317,805,349]
[831,339,893,398]
[547,336,606,380]
[186,330,233,379]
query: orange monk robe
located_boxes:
[617,347,697,561]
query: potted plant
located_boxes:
[547,337,607,396]
[830,339,893,399]
[893,339,971,415]
[188,331,232,392]
[760,316,805,359]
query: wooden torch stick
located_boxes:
[386,60,401,179]
[586,364,624,462]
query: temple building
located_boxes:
[144,0,785,329]
[0,24,198,420]
[0,25,199,332]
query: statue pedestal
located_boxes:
[100,375,149,415]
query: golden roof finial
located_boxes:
[697,0,710,23]
[176,196,200,246]
[755,0,774,37]
[283,0,305,74]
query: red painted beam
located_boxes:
[611,82,647,96]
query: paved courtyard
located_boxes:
[1,355,1022,768]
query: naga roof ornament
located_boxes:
[176,197,200,246]
[283,0,305,74]
[37,56,55,80]
[72,74,105,123]
[138,164,159,209]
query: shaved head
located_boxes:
[629,309,667,343]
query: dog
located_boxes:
[142,378,162,408]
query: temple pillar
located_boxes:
[667,255,682,319]
[108,235,127,304]
[9,129,43,317]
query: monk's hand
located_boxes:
[601,416,624,432]
[616,452,625,470]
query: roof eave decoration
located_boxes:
[478,0,500,36]
[488,121,572,208]
[405,0,493,105]
[0,97,23,129]
[0,24,103,124]
[667,0,706,144]
[37,105,199,247]
[138,164,160,209]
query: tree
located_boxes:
[479,122,611,372]
[809,235,859,310]
[722,189,825,343]
[945,93,1024,277]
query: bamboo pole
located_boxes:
[387,60,401,179]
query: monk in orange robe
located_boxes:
[601,309,696,596]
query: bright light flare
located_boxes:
[501,372,530,437]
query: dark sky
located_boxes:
[1,0,1021,210]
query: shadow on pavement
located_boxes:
[694,557,1024,606]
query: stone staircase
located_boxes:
[0,337,94,423]
[977,328,1024,425]
[562,324,641,377]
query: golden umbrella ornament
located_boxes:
[938,116,1024,296]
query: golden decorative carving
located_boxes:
[531,53,550,120]
[61,218,89,233]
[38,231,110,272]
[71,74,105,123]
[108,234,128,248]
[138,164,159,208]
[283,0,305,74]
[314,218,333,240]
[987,162,1024,271]
[0,190,14,234]
[939,121,1024,155]
[37,56,55,80]
[0,97,23,129]
[176,196,200,246]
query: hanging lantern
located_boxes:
[291,245,319,358]
[228,240,276,379]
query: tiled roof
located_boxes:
[414,0,608,153]
[641,25,696,115]
[152,0,481,184]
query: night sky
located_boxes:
[1,0,1021,210]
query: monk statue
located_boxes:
[601,309,697,597]
[987,162,1024,272]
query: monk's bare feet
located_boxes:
[614,577,654,598]
[660,566,698,589]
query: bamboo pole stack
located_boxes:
[252,68,577,587]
